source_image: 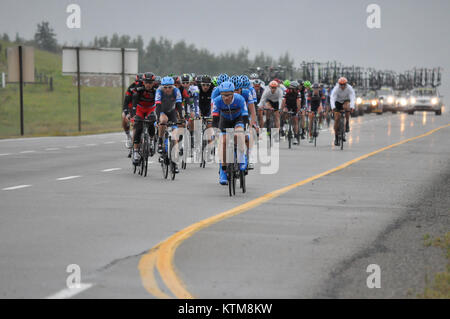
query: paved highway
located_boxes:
[0,111,449,298]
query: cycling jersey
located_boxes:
[258,87,284,108]
[330,84,356,109]
[307,90,324,112]
[253,86,264,105]
[123,81,142,112]
[155,87,183,113]
[198,85,214,116]
[283,88,300,110]
[249,86,257,104]
[211,86,220,101]
[132,86,157,112]
[212,94,248,120]
[182,85,200,116]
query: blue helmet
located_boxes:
[218,81,235,93]
[161,76,174,86]
[240,75,250,89]
[217,74,230,85]
[230,75,243,90]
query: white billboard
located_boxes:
[62,47,138,75]
[7,46,35,83]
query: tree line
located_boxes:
[5,21,295,76]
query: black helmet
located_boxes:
[312,83,320,89]
[181,73,191,83]
[143,72,155,82]
[154,76,161,84]
[135,73,143,83]
[201,75,211,84]
[173,76,181,84]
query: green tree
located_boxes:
[34,21,58,52]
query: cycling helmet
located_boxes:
[338,77,348,85]
[230,75,243,90]
[171,75,181,84]
[217,74,230,85]
[154,76,161,85]
[240,75,250,89]
[253,79,262,85]
[269,81,278,88]
[250,73,259,80]
[312,83,320,89]
[181,73,192,83]
[304,81,312,88]
[161,76,175,86]
[211,76,218,87]
[283,80,291,88]
[143,72,156,82]
[201,75,212,84]
[135,73,143,83]
[218,81,235,93]
[290,81,299,89]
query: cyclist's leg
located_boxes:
[308,110,314,136]
[158,111,168,152]
[257,107,264,129]
[273,102,280,129]
[122,111,130,133]
[234,121,247,169]
[333,101,343,135]
[343,101,351,131]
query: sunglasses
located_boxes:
[221,93,233,97]
[201,83,211,86]
[182,82,190,85]
[163,86,173,89]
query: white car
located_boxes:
[406,87,443,115]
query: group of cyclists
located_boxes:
[121,71,356,186]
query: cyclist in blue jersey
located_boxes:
[155,76,183,173]
[212,81,248,185]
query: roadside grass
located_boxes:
[0,40,122,138]
[418,232,450,298]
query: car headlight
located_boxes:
[431,98,438,105]
[410,97,416,104]
[400,98,407,106]
[387,96,394,104]
[371,100,377,106]
[356,97,362,105]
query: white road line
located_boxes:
[45,148,60,151]
[103,141,115,144]
[65,146,79,149]
[85,144,97,147]
[20,150,36,154]
[2,185,32,191]
[101,168,122,172]
[0,153,11,156]
[46,283,93,299]
[57,176,81,181]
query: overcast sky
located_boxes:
[1,0,449,96]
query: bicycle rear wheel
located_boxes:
[240,170,246,193]
[161,157,168,179]
[227,164,233,197]
[340,118,345,150]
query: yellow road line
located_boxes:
[137,245,172,299]
[140,123,450,299]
